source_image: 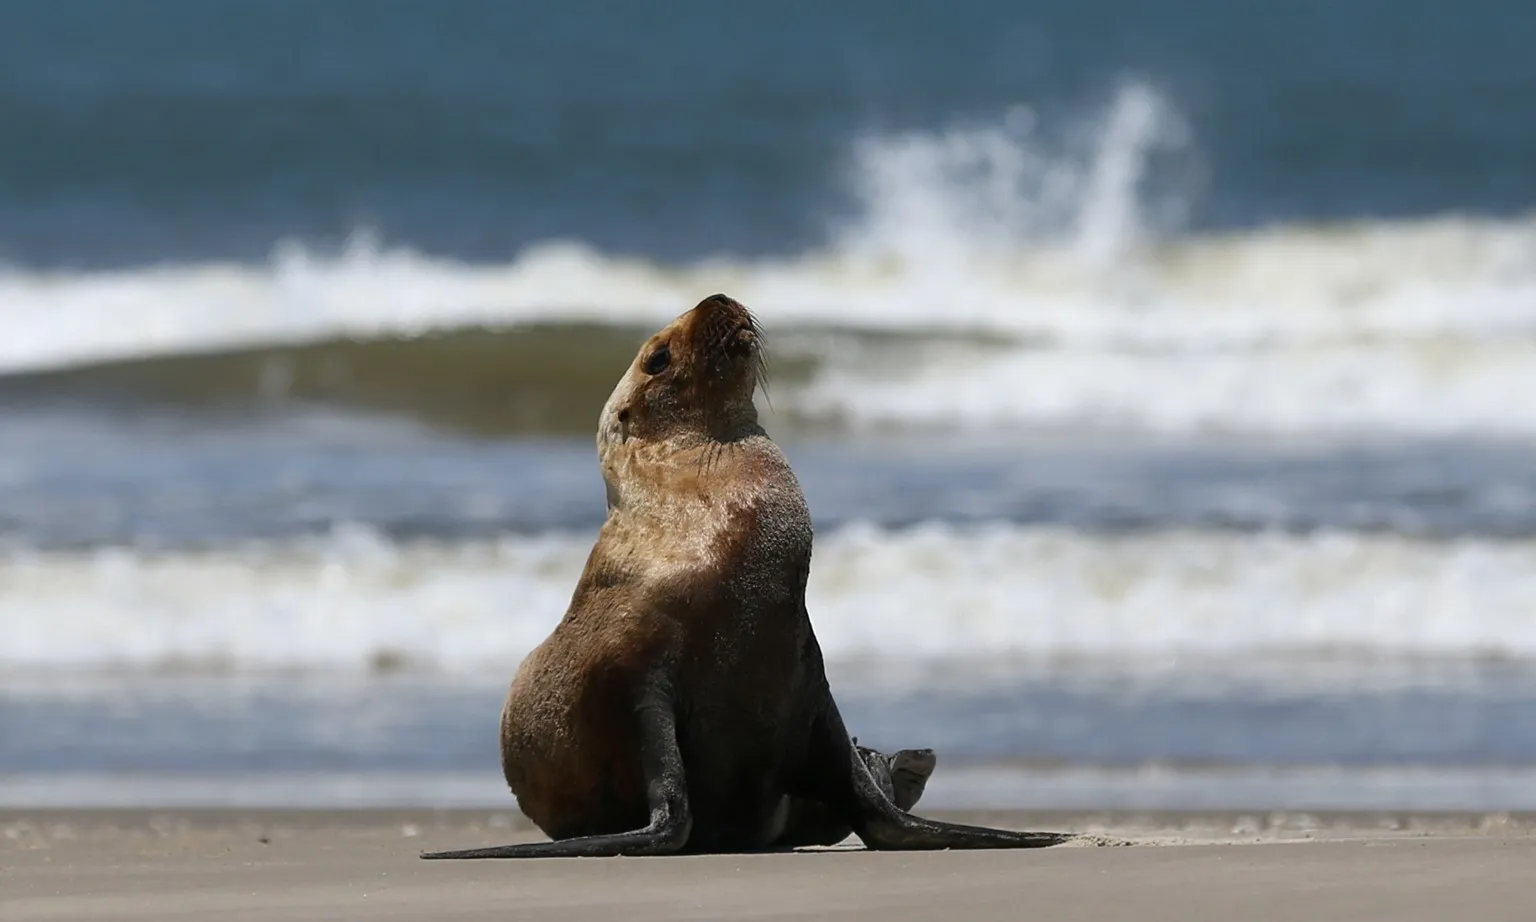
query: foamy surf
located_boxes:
[5,523,1535,674]
[2,82,1534,436]
[7,213,1534,362]
[6,215,1534,437]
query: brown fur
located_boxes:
[496,294,807,848]
[422,293,1071,858]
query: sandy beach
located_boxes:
[4,809,1533,921]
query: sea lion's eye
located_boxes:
[642,345,671,375]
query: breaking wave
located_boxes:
[3,82,1534,436]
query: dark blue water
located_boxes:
[2,0,1532,267]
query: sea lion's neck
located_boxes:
[600,427,782,516]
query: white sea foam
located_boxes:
[4,523,1535,673]
[3,81,1535,435]
[794,338,1536,435]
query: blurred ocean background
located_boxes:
[4,0,1536,813]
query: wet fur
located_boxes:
[421,294,1073,859]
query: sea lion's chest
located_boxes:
[602,482,811,597]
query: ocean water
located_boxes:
[3,1,1536,813]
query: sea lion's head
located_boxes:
[597,293,767,470]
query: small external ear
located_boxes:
[617,407,631,441]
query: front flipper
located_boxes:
[420,674,692,859]
[813,704,1074,851]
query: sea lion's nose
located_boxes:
[700,293,739,312]
[727,325,756,356]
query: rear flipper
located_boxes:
[813,705,1075,851]
[774,743,937,847]
[872,744,936,811]
[420,674,692,859]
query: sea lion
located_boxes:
[421,294,1072,858]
